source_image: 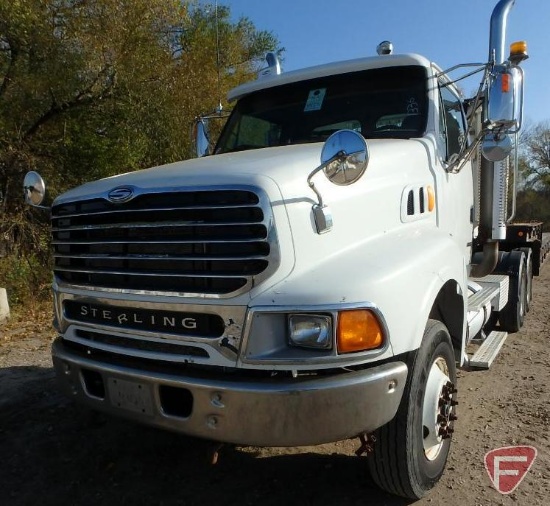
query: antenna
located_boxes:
[214,0,223,113]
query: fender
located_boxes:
[251,224,467,360]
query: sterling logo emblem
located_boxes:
[108,186,134,203]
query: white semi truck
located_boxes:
[24,0,543,499]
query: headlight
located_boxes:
[288,314,332,350]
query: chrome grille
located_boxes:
[73,330,210,359]
[52,187,278,296]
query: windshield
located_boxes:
[216,66,428,154]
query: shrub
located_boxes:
[0,253,52,306]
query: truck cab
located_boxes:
[23,0,533,500]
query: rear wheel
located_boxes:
[499,251,527,332]
[519,247,533,312]
[368,320,457,499]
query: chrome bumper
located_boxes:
[52,339,407,446]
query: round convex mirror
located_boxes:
[23,171,46,206]
[481,134,513,162]
[321,130,369,185]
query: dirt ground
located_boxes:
[1,262,549,506]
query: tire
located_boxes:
[498,251,527,332]
[368,320,457,499]
[518,247,533,312]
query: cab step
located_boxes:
[469,330,508,369]
[468,285,500,312]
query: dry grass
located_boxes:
[1,298,55,344]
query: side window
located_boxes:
[227,115,281,151]
[438,85,467,161]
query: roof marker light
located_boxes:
[377,41,393,56]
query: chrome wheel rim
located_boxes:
[422,357,454,461]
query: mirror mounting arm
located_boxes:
[24,185,51,211]
[307,150,346,208]
[306,152,345,235]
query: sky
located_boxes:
[221,0,549,125]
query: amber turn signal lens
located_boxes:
[337,310,384,353]
[427,186,435,212]
[501,73,510,93]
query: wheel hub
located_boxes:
[422,358,457,461]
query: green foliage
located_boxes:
[519,122,550,191]
[0,253,52,305]
[516,188,550,231]
[0,0,280,304]
[515,121,550,230]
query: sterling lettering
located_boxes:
[79,304,199,332]
[182,318,197,329]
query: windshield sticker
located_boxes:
[304,88,327,112]
[407,97,420,114]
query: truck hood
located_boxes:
[53,139,427,204]
[54,144,321,204]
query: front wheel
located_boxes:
[368,320,457,499]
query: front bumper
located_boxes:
[52,338,407,446]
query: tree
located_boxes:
[519,122,550,190]
[0,0,281,258]
[515,122,550,229]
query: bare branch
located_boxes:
[22,66,116,140]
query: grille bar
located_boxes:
[54,267,264,278]
[54,254,269,261]
[71,330,210,360]
[52,188,278,296]
[52,238,266,245]
[52,220,264,232]
[54,203,260,220]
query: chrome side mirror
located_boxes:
[483,65,523,162]
[195,118,211,157]
[486,65,523,133]
[308,130,369,234]
[23,171,47,207]
[320,130,369,185]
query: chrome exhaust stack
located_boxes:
[489,0,516,64]
[473,0,521,277]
